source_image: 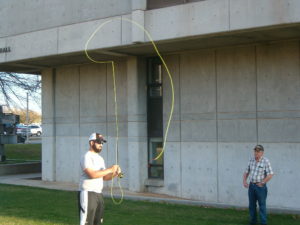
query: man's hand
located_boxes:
[110,165,122,177]
[117,166,122,175]
[110,165,119,175]
[243,180,249,188]
[243,173,249,188]
[257,182,265,187]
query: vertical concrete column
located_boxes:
[0,106,5,161]
[131,0,147,10]
[127,56,147,192]
[41,68,56,181]
[131,0,146,43]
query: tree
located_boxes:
[10,108,41,124]
[0,72,41,111]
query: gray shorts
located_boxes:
[78,191,104,225]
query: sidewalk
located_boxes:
[1,173,298,214]
[0,173,207,207]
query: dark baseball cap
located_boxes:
[89,133,107,143]
[254,144,264,151]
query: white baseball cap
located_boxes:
[89,133,107,143]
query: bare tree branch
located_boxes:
[0,72,41,110]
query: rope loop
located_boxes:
[84,17,174,205]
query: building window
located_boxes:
[147,58,164,179]
[147,0,205,10]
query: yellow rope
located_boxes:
[110,61,124,205]
[84,17,175,204]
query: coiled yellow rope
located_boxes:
[84,17,174,204]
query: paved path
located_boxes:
[0,173,204,206]
[0,173,298,214]
[25,137,41,144]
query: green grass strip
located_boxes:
[4,144,41,161]
[0,184,299,225]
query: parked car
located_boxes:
[29,125,42,136]
[16,124,28,136]
[16,124,42,137]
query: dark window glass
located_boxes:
[147,58,164,179]
[147,0,205,10]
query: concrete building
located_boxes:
[0,0,300,211]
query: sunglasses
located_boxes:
[94,140,104,144]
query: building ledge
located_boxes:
[145,178,164,187]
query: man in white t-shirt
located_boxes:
[78,133,121,225]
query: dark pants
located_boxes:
[78,191,104,225]
[248,183,268,225]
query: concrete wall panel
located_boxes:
[55,124,80,137]
[127,57,148,192]
[230,0,300,30]
[180,51,216,114]
[41,124,55,138]
[79,137,89,157]
[145,0,229,41]
[42,137,56,181]
[54,66,80,182]
[42,69,55,123]
[79,124,107,137]
[55,66,80,121]
[217,46,256,112]
[180,50,217,142]
[131,10,145,43]
[181,142,218,202]
[0,0,131,38]
[116,137,129,189]
[128,141,148,191]
[216,46,257,142]
[79,64,107,120]
[257,41,300,111]
[58,18,122,54]
[6,29,58,62]
[0,38,5,62]
[121,14,132,46]
[106,60,128,137]
[55,136,80,182]
[264,143,300,210]
[218,120,257,142]
[163,142,182,196]
[217,143,254,206]
[127,57,147,116]
[128,121,147,137]
[258,119,300,143]
[256,41,300,143]
[107,121,128,139]
[181,120,217,142]
[41,69,56,181]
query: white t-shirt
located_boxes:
[79,151,106,193]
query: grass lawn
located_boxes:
[0,184,299,225]
[3,144,41,161]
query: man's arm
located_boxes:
[103,166,122,180]
[84,165,119,179]
[257,160,274,187]
[257,174,273,187]
[263,174,273,183]
[103,173,116,181]
[243,172,249,188]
